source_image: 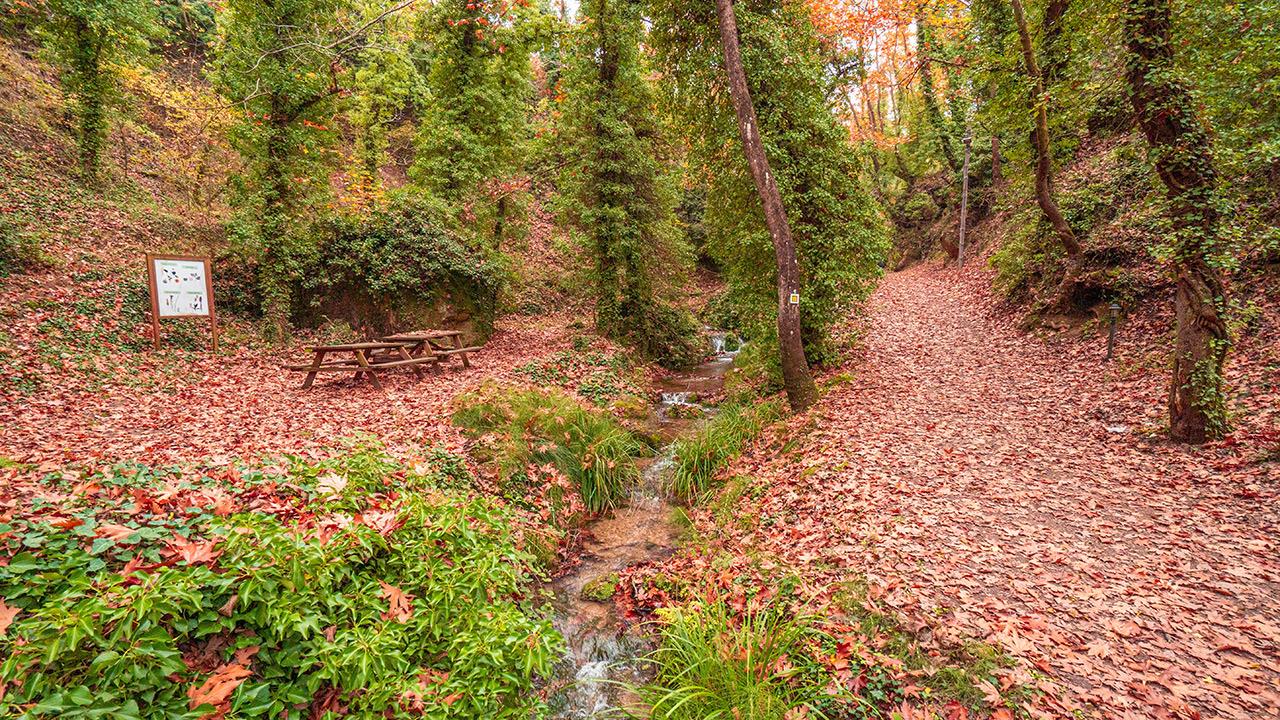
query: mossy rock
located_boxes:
[665,403,705,420]
[609,394,652,420]
[581,573,619,601]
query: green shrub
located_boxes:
[453,384,645,516]
[642,600,863,720]
[0,447,559,719]
[668,399,782,502]
[301,195,504,336]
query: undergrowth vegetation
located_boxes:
[642,599,868,720]
[452,384,646,519]
[668,398,783,501]
[0,445,560,719]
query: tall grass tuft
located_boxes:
[641,601,854,720]
[668,399,781,502]
[453,383,645,515]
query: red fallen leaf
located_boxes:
[380,581,414,622]
[441,692,463,706]
[187,662,252,711]
[0,599,20,636]
[97,523,137,542]
[991,710,1015,720]
[167,536,222,565]
[361,510,402,537]
[942,700,969,720]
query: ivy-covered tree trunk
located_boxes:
[69,27,108,180]
[714,0,817,412]
[1124,0,1230,443]
[258,111,293,342]
[916,11,960,174]
[1009,0,1083,310]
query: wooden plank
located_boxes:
[309,341,411,352]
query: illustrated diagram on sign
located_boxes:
[154,258,210,317]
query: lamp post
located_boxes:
[958,134,972,266]
[1105,302,1120,361]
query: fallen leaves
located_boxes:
[167,536,222,565]
[380,581,414,622]
[187,662,252,713]
[629,264,1280,720]
[0,599,19,636]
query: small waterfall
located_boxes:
[660,391,695,406]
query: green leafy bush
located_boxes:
[301,196,504,336]
[0,448,559,719]
[668,399,782,502]
[453,384,645,516]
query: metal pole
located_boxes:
[959,134,972,266]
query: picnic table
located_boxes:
[284,341,433,390]
[380,330,482,368]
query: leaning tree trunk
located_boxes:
[1009,0,1083,311]
[1124,0,1230,443]
[713,0,817,412]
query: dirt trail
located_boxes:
[730,264,1279,719]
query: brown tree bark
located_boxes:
[713,0,817,412]
[1124,0,1230,443]
[1009,0,1083,310]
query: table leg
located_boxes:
[302,350,324,389]
[455,334,471,368]
[354,350,383,390]
[396,346,424,379]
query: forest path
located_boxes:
[732,263,1279,719]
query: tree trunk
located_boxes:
[1124,0,1230,443]
[1009,0,1082,310]
[916,12,961,173]
[713,0,817,412]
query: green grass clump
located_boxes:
[453,383,646,516]
[668,399,782,502]
[641,601,863,720]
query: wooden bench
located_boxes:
[284,342,435,390]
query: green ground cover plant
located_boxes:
[0,446,559,719]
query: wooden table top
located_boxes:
[381,330,463,341]
[308,341,411,352]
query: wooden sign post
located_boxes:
[146,254,218,351]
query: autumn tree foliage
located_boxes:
[557,0,701,368]
[648,0,889,380]
[34,0,159,179]
[411,0,547,249]
[212,0,356,340]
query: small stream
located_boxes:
[545,332,740,719]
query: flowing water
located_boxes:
[545,333,740,719]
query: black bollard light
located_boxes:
[1105,302,1120,361]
